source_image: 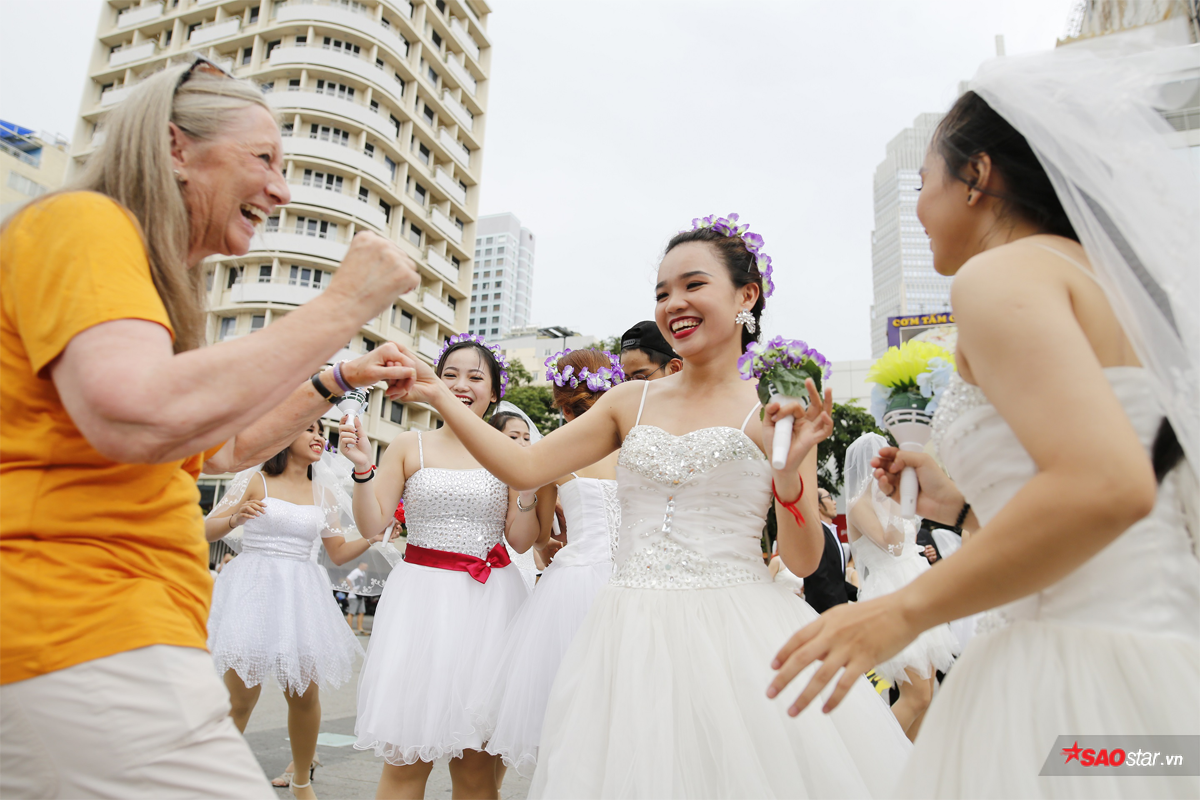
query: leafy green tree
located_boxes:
[506,358,534,388]
[504,384,560,433]
[817,401,890,497]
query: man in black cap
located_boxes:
[619,321,683,381]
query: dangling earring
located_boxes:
[735,309,756,335]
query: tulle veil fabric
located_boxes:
[970,43,1199,548]
[206,450,400,594]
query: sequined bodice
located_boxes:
[242,499,327,561]
[551,478,620,569]
[403,468,508,559]
[612,425,772,590]
[934,369,1199,640]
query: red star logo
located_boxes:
[1062,741,1083,764]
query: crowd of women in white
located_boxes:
[3,30,1194,800]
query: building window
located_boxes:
[364,142,376,157]
[370,99,380,114]
[220,317,237,339]
[302,169,344,192]
[394,73,406,92]
[431,30,443,49]
[294,217,338,240]
[447,296,457,310]
[265,215,280,231]
[384,156,396,181]
[260,81,275,93]
[390,400,404,424]
[241,46,253,65]
[358,186,369,203]
[363,337,376,352]
[258,265,272,283]
[423,104,434,126]
[454,217,464,231]
[249,5,259,22]
[407,223,422,246]
[417,142,431,165]
[494,280,502,288]
[390,114,401,136]
[322,37,361,56]
[5,173,47,198]
[288,77,301,90]
[426,65,438,86]
[315,79,355,100]
[226,266,243,288]
[309,124,350,146]
[250,315,266,331]
[379,200,392,223]
[289,265,328,288]
[436,0,446,13]
[294,34,307,46]
[414,183,427,205]
[491,328,498,336]
[163,29,172,46]
[392,306,414,333]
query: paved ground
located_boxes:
[243,622,531,800]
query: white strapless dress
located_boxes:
[850,516,959,685]
[529,425,911,798]
[207,493,362,693]
[897,369,1200,798]
[481,476,621,776]
[354,455,529,765]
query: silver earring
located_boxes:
[735,309,756,334]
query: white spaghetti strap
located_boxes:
[417,431,424,470]
[1031,242,1101,286]
[739,402,762,433]
[258,471,269,498]
[570,472,580,479]
[633,380,651,427]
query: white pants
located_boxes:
[0,645,274,799]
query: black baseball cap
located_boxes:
[620,321,679,361]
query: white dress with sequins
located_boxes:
[481,475,620,777]
[896,370,1200,799]
[529,385,911,798]
[354,433,530,765]
[207,474,363,693]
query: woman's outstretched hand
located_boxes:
[337,416,373,470]
[767,597,919,715]
[384,343,448,407]
[762,378,834,473]
[872,447,964,526]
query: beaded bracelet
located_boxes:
[332,361,353,394]
[955,501,972,529]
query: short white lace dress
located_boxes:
[207,473,363,693]
[354,433,530,765]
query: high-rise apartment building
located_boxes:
[1,122,70,222]
[73,0,492,495]
[469,212,533,338]
[868,112,950,358]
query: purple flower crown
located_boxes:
[689,213,775,300]
[545,349,626,392]
[436,333,510,398]
[737,336,831,382]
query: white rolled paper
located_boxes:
[772,414,793,471]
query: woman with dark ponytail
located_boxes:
[770,49,1199,799]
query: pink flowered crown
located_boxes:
[688,213,775,300]
[436,333,510,398]
[545,349,626,392]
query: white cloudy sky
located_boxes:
[1,0,1074,359]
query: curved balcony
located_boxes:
[441,90,474,132]
[109,40,156,68]
[421,291,456,324]
[287,183,389,231]
[189,17,241,47]
[268,45,407,110]
[449,17,480,62]
[230,281,322,306]
[426,248,460,285]
[438,127,471,170]
[435,167,466,205]
[274,4,410,66]
[118,2,163,28]
[269,90,396,141]
[247,231,349,263]
[430,207,462,245]
[443,55,476,96]
[282,135,395,189]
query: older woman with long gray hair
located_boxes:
[0,58,419,798]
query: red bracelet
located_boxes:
[353,464,376,476]
[772,476,805,527]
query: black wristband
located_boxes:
[311,371,335,401]
[351,469,375,483]
[955,501,971,529]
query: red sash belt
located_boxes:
[403,542,511,584]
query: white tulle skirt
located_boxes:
[479,557,612,776]
[354,558,529,765]
[529,581,912,798]
[207,551,362,694]
[896,619,1200,798]
[858,554,960,685]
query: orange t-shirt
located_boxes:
[0,192,222,684]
